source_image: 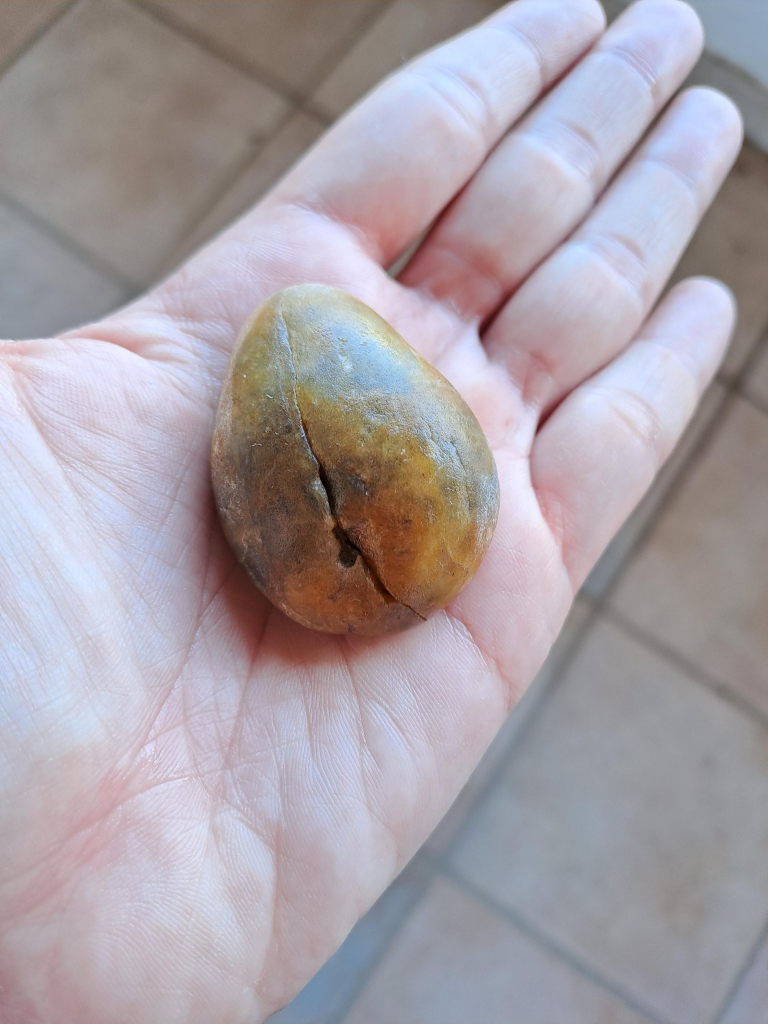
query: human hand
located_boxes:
[0,1,742,1021]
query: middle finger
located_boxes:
[401,0,704,323]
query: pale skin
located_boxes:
[0,0,744,1020]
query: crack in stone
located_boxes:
[278,299,426,622]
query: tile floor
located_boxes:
[1,2,767,1022]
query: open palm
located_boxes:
[0,2,742,1022]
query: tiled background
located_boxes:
[1,1,767,1022]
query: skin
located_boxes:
[0,1,743,1022]
[211,284,500,635]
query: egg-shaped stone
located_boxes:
[211,284,499,635]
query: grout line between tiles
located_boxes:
[605,605,768,730]
[0,188,139,295]
[584,382,768,736]
[729,313,768,375]
[330,853,438,1024]
[595,389,737,603]
[0,0,81,79]
[156,124,287,279]
[735,320,768,416]
[437,596,601,862]
[1,4,765,1020]
[338,604,623,1019]
[593,311,768,612]
[292,0,396,101]
[710,911,768,1024]
[589,338,768,730]
[128,0,393,115]
[437,859,672,1024]
[127,0,305,105]
[736,388,768,419]
[122,0,400,280]
[425,358,767,1019]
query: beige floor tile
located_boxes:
[267,856,432,1024]
[611,398,768,717]
[425,597,594,856]
[449,618,768,1024]
[311,0,502,120]
[582,382,727,598]
[0,0,289,285]
[344,877,649,1024]
[720,934,768,1024]
[0,199,126,339]
[668,143,768,378]
[170,111,326,267]
[143,0,383,96]
[744,338,768,412]
[0,0,66,70]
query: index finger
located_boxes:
[267,0,606,266]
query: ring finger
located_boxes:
[483,85,742,415]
